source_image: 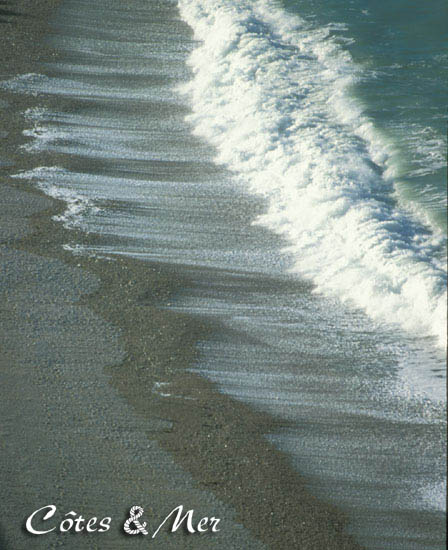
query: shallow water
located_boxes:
[4,0,446,548]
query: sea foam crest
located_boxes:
[177,0,447,349]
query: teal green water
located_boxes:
[284,0,447,232]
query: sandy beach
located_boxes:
[0,1,365,548]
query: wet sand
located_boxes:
[0,1,363,548]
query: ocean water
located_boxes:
[3,0,446,548]
[284,0,447,233]
[177,0,447,351]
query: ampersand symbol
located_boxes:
[124,505,148,535]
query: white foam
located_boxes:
[12,166,100,228]
[418,481,447,512]
[1,72,176,103]
[177,0,447,359]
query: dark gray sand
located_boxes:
[0,1,363,548]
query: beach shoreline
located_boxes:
[0,1,367,548]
